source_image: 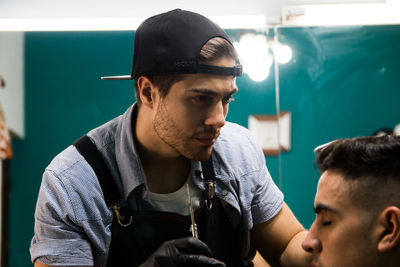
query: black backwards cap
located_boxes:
[101,9,242,80]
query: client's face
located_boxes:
[302,170,378,267]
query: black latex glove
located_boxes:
[139,237,226,267]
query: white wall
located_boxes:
[0,32,24,138]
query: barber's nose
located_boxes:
[204,102,226,128]
[302,224,322,254]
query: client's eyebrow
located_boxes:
[314,203,337,214]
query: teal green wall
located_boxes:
[9,26,400,266]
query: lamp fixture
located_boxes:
[234,33,293,82]
[282,1,400,26]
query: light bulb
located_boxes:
[274,44,293,64]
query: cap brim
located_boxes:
[101,75,133,80]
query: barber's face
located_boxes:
[302,170,378,267]
[153,57,238,161]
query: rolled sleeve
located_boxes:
[250,166,284,225]
[30,239,93,266]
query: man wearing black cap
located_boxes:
[30,9,311,267]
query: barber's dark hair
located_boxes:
[134,37,239,106]
[315,135,400,181]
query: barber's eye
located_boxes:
[194,95,212,104]
[322,221,331,226]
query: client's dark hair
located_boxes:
[315,135,400,210]
[315,135,400,181]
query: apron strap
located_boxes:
[201,155,216,210]
[201,154,216,181]
[73,135,121,207]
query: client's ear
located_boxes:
[377,206,400,252]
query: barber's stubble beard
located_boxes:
[153,101,218,161]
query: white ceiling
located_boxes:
[1,0,397,30]
[0,0,384,19]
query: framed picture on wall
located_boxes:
[248,111,291,155]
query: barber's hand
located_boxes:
[140,237,226,267]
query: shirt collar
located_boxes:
[114,104,147,199]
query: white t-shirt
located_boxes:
[147,173,203,216]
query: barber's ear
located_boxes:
[377,206,400,252]
[137,77,158,108]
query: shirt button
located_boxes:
[222,189,228,196]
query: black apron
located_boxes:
[74,135,255,267]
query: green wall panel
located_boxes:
[8,26,400,266]
[276,25,400,228]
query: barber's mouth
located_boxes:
[196,137,217,146]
